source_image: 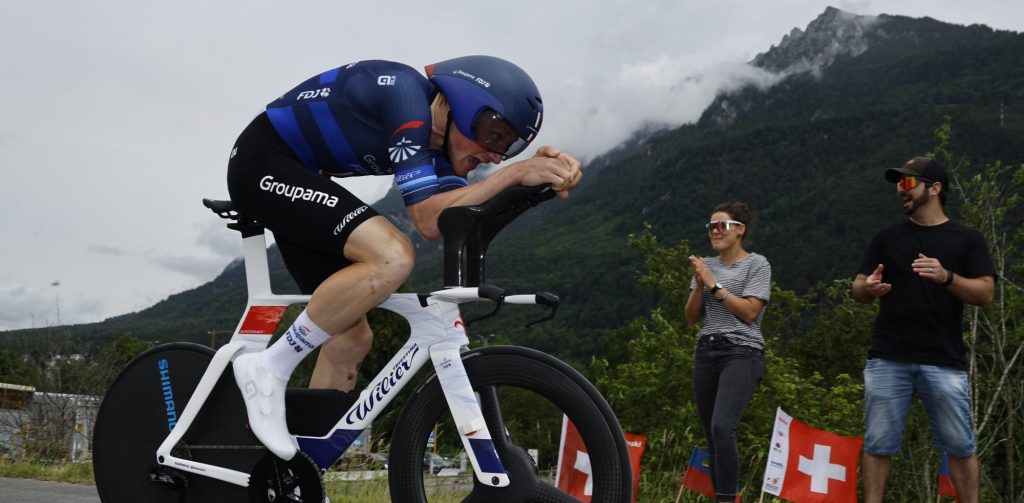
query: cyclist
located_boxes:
[226,55,582,460]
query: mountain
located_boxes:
[4,8,1023,360]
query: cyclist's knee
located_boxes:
[384,234,415,279]
[345,218,415,281]
[363,235,414,290]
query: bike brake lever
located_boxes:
[464,284,505,326]
[525,292,560,329]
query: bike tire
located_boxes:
[388,345,631,503]
[93,343,263,502]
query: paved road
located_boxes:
[0,477,99,503]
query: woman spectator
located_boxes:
[684,202,771,502]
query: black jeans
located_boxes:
[693,335,765,501]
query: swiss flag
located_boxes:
[555,416,645,502]
[762,408,862,503]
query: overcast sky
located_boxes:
[1,0,1021,331]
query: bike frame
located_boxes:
[155,225,536,488]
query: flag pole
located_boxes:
[674,474,686,503]
[758,489,766,503]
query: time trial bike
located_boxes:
[92,185,631,502]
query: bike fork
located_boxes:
[429,304,511,488]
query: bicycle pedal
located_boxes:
[148,467,188,489]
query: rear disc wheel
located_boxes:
[93,343,265,502]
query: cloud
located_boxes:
[150,255,235,281]
[547,57,780,163]
[196,218,242,259]
[146,219,243,281]
[0,283,104,331]
[88,244,128,256]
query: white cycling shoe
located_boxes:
[232,352,298,461]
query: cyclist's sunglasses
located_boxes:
[471,109,530,159]
[705,220,744,234]
[896,176,931,191]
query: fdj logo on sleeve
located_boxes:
[297,88,330,100]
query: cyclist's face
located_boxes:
[447,124,504,177]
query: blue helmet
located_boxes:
[426,55,543,159]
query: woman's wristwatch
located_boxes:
[710,282,727,301]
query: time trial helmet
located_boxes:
[426,55,543,159]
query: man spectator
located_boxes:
[853,156,995,503]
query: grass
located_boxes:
[0,459,466,502]
[0,458,95,485]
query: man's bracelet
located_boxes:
[943,271,955,287]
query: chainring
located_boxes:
[248,452,325,503]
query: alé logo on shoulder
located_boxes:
[345,344,421,425]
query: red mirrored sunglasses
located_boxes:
[896,176,931,191]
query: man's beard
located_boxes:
[904,190,930,215]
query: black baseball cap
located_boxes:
[885,156,949,188]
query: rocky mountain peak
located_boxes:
[752,6,887,75]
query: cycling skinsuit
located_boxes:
[227,60,467,293]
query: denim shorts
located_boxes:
[863,358,975,457]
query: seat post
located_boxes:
[241,232,274,298]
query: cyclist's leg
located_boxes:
[273,235,378,392]
[306,215,414,333]
[226,113,412,458]
[309,316,372,391]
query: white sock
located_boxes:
[259,310,331,380]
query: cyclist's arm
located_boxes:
[407,148,579,241]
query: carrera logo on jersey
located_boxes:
[377,75,396,86]
[259,175,339,207]
[395,170,421,183]
[297,87,330,100]
[333,205,369,235]
[388,137,421,163]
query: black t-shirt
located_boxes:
[858,220,996,369]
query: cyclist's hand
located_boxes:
[865,264,892,297]
[519,146,582,199]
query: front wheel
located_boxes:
[388,346,631,503]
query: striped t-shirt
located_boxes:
[689,252,772,349]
